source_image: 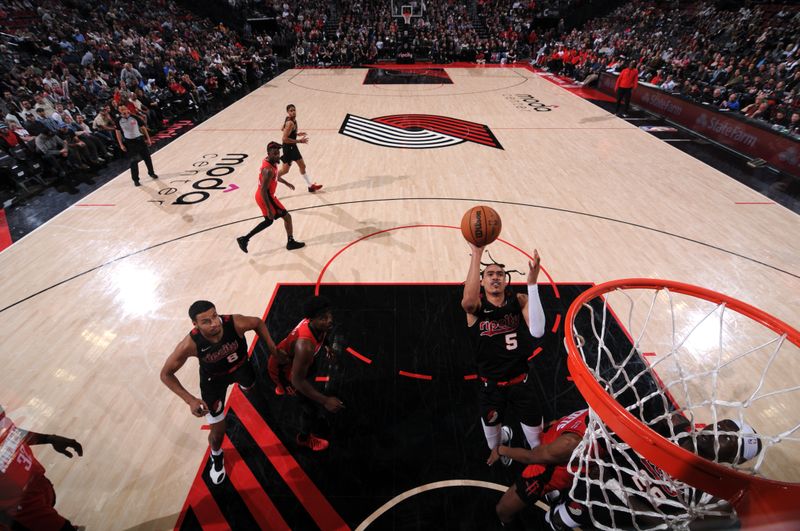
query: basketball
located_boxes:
[460,206,502,247]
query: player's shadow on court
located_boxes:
[290,173,413,195]
[306,221,418,253]
[298,192,419,249]
[579,114,617,124]
[247,253,323,278]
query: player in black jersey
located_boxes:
[160,300,279,485]
[278,104,323,193]
[462,243,548,465]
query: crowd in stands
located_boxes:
[267,0,799,134]
[532,1,800,135]
[0,0,277,192]
[264,0,557,65]
[2,0,798,197]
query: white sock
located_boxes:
[301,172,313,186]
[521,422,543,448]
[481,418,501,450]
[211,448,223,456]
[555,502,582,528]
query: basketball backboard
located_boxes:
[391,0,424,18]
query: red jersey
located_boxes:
[0,411,46,512]
[518,409,590,499]
[542,409,589,445]
[277,318,326,358]
[258,157,278,196]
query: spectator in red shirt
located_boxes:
[0,123,21,150]
[614,60,639,116]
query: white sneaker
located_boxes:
[500,425,513,466]
[209,452,226,485]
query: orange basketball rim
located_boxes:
[564,278,800,528]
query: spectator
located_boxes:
[660,75,678,92]
[120,63,143,89]
[721,93,741,112]
[614,60,639,116]
[35,129,84,178]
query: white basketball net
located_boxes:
[566,285,800,530]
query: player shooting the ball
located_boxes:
[462,239,548,466]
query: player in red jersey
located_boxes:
[160,301,279,485]
[0,405,82,530]
[236,141,305,253]
[487,409,588,528]
[547,417,762,531]
[278,295,344,451]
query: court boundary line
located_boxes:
[1,197,797,315]
[287,66,531,97]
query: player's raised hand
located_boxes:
[527,249,541,284]
[468,242,485,256]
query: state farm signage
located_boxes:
[598,73,800,177]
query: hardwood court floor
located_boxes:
[0,65,797,529]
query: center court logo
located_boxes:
[339,114,503,150]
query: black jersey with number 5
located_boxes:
[468,294,532,380]
[190,315,248,378]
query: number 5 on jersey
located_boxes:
[505,333,517,350]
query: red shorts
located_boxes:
[515,463,572,505]
[267,354,292,387]
[5,473,70,530]
[255,190,287,219]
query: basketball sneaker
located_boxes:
[286,239,305,250]
[500,425,513,466]
[209,452,226,485]
[546,501,587,531]
[236,236,249,253]
[308,183,322,193]
[296,433,329,451]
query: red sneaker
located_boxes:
[296,433,329,451]
[308,183,323,193]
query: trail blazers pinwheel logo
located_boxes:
[339,114,503,150]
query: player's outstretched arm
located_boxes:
[521,249,546,338]
[27,432,83,458]
[277,175,295,190]
[489,432,580,466]
[291,339,344,413]
[462,242,485,315]
[233,314,278,357]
